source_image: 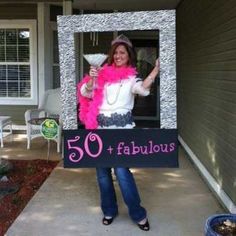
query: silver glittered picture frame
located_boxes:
[57,10,176,130]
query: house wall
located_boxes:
[0,4,38,125]
[0,4,92,126]
[177,0,236,207]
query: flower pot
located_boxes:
[205,214,236,236]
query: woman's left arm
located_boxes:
[142,58,160,90]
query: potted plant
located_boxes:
[205,214,236,236]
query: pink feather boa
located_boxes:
[77,64,137,129]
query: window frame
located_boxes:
[0,20,37,105]
[50,22,60,89]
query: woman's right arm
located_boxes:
[80,83,93,98]
[80,66,99,97]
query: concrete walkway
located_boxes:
[2,135,224,236]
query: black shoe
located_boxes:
[137,219,150,231]
[102,217,114,225]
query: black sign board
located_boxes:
[64,129,178,168]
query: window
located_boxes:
[0,21,37,105]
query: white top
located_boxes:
[80,76,150,128]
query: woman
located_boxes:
[77,34,159,231]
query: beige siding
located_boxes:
[177,0,236,204]
[0,105,37,125]
[0,4,37,19]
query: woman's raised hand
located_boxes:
[89,66,100,78]
[86,66,101,90]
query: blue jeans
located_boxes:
[96,167,147,222]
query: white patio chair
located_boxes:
[0,116,12,148]
[24,88,62,152]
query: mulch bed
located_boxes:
[0,159,58,236]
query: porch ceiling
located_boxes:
[1,0,181,10]
[72,0,181,10]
